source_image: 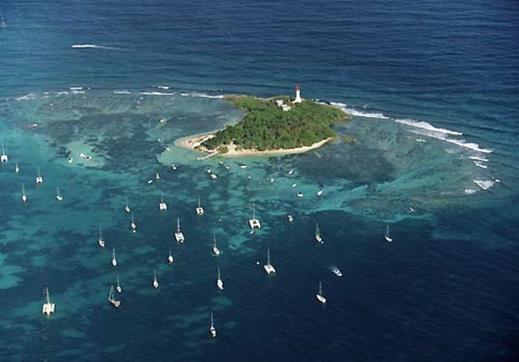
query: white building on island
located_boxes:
[274,85,302,111]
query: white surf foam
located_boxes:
[139,91,175,96]
[71,44,117,50]
[158,85,170,90]
[181,92,224,99]
[113,90,131,95]
[69,87,83,91]
[468,156,489,162]
[473,180,494,191]
[16,93,37,101]
[464,188,478,194]
[473,161,488,169]
[395,119,463,136]
[445,138,493,154]
[330,102,389,119]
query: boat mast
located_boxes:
[267,248,270,265]
[177,217,180,233]
[210,312,214,328]
[318,281,322,296]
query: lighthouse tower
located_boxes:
[293,85,302,104]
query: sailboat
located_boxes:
[55,187,63,201]
[116,274,123,293]
[35,166,43,184]
[315,222,324,244]
[384,225,392,243]
[212,235,220,256]
[15,162,19,173]
[111,248,117,267]
[98,226,106,248]
[130,212,137,233]
[216,267,224,290]
[124,197,131,213]
[21,184,28,203]
[287,214,294,223]
[159,193,167,211]
[152,271,159,289]
[155,172,160,180]
[0,142,7,163]
[108,285,121,308]
[209,312,217,338]
[263,248,276,275]
[42,288,56,316]
[195,196,204,215]
[317,189,324,197]
[174,217,185,243]
[248,201,261,230]
[167,250,174,264]
[316,281,327,304]
[329,265,343,277]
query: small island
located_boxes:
[177,86,352,157]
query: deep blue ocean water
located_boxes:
[1,0,519,360]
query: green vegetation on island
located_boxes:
[201,95,351,152]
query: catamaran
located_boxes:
[98,226,106,248]
[124,197,131,213]
[175,217,185,243]
[384,225,392,243]
[0,142,7,163]
[108,285,121,308]
[21,184,28,203]
[159,193,168,211]
[209,312,217,338]
[195,196,204,215]
[263,248,276,275]
[315,222,324,244]
[42,288,55,316]
[152,271,159,289]
[216,267,224,290]
[167,250,174,264]
[130,212,137,233]
[316,281,327,304]
[116,274,123,293]
[212,235,220,256]
[35,166,43,184]
[55,187,63,201]
[248,201,261,230]
[111,248,117,267]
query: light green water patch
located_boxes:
[0,254,24,289]
[66,140,106,168]
[62,328,86,339]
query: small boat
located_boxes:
[35,166,43,184]
[317,189,324,197]
[15,162,19,173]
[147,179,153,184]
[248,201,261,230]
[287,214,294,223]
[291,183,297,188]
[98,226,106,248]
[270,177,275,183]
[167,250,174,264]
[224,164,230,171]
[316,281,327,304]
[67,158,73,163]
[55,187,63,201]
[209,312,217,338]
[329,265,342,277]
[212,235,220,256]
[116,274,123,293]
[195,196,204,215]
[155,172,160,180]
[42,288,56,316]
[297,192,304,198]
[315,222,324,244]
[111,248,117,267]
[384,225,392,243]
[239,163,247,169]
[130,212,137,233]
[263,248,276,275]
[159,118,167,124]
[216,267,224,290]
[108,285,121,308]
[171,164,177,171]
[0,142,7,163]
[124,197,131,213]
[159,193,167,211]
[210,174,218,180]
[21,184,28,203]
[174,217,185,243]
[152,271,159,289]
[287,169,294,175]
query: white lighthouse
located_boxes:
[293,85,302,104]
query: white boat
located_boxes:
[147,179,153,184]
[171,164,177,171]
[317,189,324,197]
[0,142,7,163]
[216,267,224,290]
[159,193,168,211]
[124,197,131,213]
[212,235,220,256]
[174,217,185,243]
[152,271,159,289]
[116,274,123,293]
[210,173,218,180]
[248,201,261,229]
[209,312,217,338]
[287,169,294,175]
[316,281,327,304]
[21,184,28,203]
[111,248,117,267]
[167,250,174,264]
[67,158,73,163]
[42,288,56,316]
[287,214,294,223]
[98,226,106,248]
[108,285,120,308]
[15,162,19,173]
[315,222,324,244]
[297,192,304,198]
[384,225,393,243]
[195,196,204,215]
[263,248,276,275]
[291,183,297,188]
[35,166,43,184]
[55,187,63,201]
[155,172,160,180]
[130,212,137,233]
[329,265,342,277]
[239,163,247,169]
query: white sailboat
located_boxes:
[317,189,324,197]
[167,250,174,264]
[287,169,294,175]
[130,212,137,233]
[55,186,63,201]
[216,267,224,290]
[111,248,117,267]
[21,184,28,203]
[329,265,343,277]
[287,214,294,223]
[152,271,159,289]
[108,285,121,308]
[174,217,185,243]
[209,312,217,338]
[195,196,204,215]
[0,142,7,163]
[263,248,276,275]
[98,226,106,248]
[124,197,131,213]
[316,281,327,304]
[315,222,324,244]
[116,274,123,293]
[35,166,43,184]
[248,201,261,229]
[159,193,167,211]
[384,225,392,243]
[155,172,160,180]
[212,235,220,256]
[15,162,19,173]
[42,288,56,316]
